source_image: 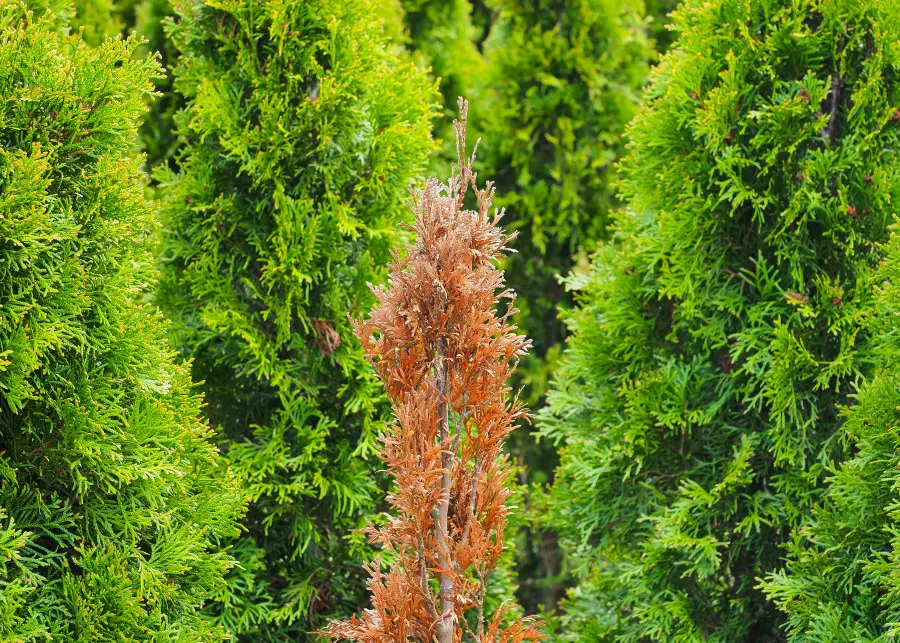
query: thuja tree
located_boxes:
[476,0,651,614]
[398,0,484,171]
[539,0,900,639]
[128,0,178,172]
[481,0,651,404]
[71,0,120,45]
[322,100,543,643]
[155,0,437,638]
[0,3,243,640]
[762,226,900,639]
[644,0,679,52]
[401,0,482,114]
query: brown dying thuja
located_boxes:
[320,100,544,643]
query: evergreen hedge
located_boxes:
[71,0,119,45]
[645,0,679,52]
[539,0,900,639]
[129,0,178,172]
[155,0,437,638]
[400,0,483,124]
[471,0,652,614]
[0,2,243,639]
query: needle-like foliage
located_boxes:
[0,2,244,639]
[400,0,483,123]
[481,0,652,405]
[762,220,900,639]
[321,100,543,643]
[539,0,900,639]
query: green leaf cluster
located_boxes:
[128,0,179,172]
[153,0,438,638]
[0,2,244,639]
[400,0,484,121]
[539,0,900,639]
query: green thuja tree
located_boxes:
[762,221,900,640]
[645,0,679,52]
[0,2,244,640]
[71,0,120,44]
[539,0,900,639]
[476,0,651,614]
[401,0,482,115]
[481,0,651,405]
[128,0,178,172]
[155,0,437,638]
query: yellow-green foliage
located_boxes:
[0,2,244,639]
[155,0,438,638]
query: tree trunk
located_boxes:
[435,337,454,643]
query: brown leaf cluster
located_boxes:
[319,100,544,642]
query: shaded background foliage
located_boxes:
[475,0,654,616]
[0,2,243,639]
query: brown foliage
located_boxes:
[319,100,544,642]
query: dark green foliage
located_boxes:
[539,0,900,639]
[0,3,244,640]
[762,221,900,640]
[476,0,652,615]
[482,0,651,405]
[155,0,437,638]
[129,0,178,172]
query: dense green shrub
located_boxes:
[155,0,437,638]
[644,0,679,52]
[0,3,243,640]
[473,0,651,614]
[399,0,484,129]
[126,0,177,172]
[481,0,651,405]
[539,0,900,639]
[762,221,900,639]
[69,0,121,44]
[390,0,485,183]
[61,0,175,170]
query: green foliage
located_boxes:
[400,0,484,119]
[645,0,679,52]
[474,0,652,615]
[481,0,651,404]
[129,0,178,172]
[762,220,900,640]
[396,0,485,175]
[539,0,900,639]
[154,0,438,638]
[72,0,120,45]
[0,3,244,640]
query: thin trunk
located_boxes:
[435,337,455,643]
